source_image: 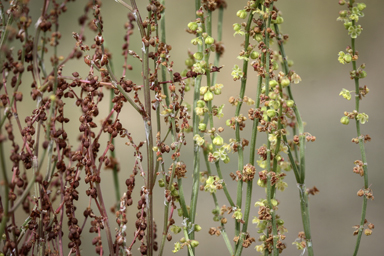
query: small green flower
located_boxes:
[276,181,288,191]
[191,37,203,46]
[231,65,244,80]
[196,100,205,108]
[188,22,198,31]
[266,109,276,118]
[198,123,206,131]
[348,25,363,38]
[291,72,302,84]
[286,100,295,108]
[205,36,214,45]
[339,88,352,100]
[170,225,182,234]
[214,83,224,95]
[203,91,214,101]
[254,34,263,42]
[193,134,205,146]
[356,113,368,124]
[280,78,290,87]
[292,241,305,250]
[250,51,259,59]
[233,23,241,31]
[357,3,367,11]
[193,52,203,61]
[255,244,264,252]
[192,62,205,74]
[236,10,247,19]
[204,176,220,194]
[216,104,225,119]
[237,55,249,61]
[232,208,242,220]
[213,135,224,146]
[340,116,350,125]
[173,242,181,253]
[359,70,367,78]
[338,51,346,64]
[254,200,265,207]
[190,240,199,248]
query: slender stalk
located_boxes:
[189,0,203,245]
[211,6,224,86]
[235,62,263,256]
[349,4,369,254]
[0,112,9,239]
[275,22,314,256]
[234,11,254,243]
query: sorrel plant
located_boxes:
[0,0,375,255]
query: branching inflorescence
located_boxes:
[0,0,375,256]
[337,1,374,255]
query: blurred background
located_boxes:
[3,0,384,255]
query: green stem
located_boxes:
[235,53,263,256]
[275,21,314,256]
[234,11,254,243]
[183,228,195,256]
[189,0,204,241]
[350,9,369,255]
[211,6,224,86]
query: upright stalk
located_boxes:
[349,3,369,254]
[275,22,314,256]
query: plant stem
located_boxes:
[234,11,254,243]
[189,0,203,245]
[0,112,9,239]
[350,9,369,255]
[211,6,224,86]
[275,22,314,256]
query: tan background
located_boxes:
[3,0,384,255]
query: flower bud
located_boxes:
[340,116,350,125]
[275,16,284,24]
[205,36,214,45]
[343,53,352,63]
[188,22,198,31]
[268,92,277,100]
[185,59,193,67]
[158,179,165,187]
[266,109,276,118]
[339,10,347,18]
[204,91,214,101]
[191,240,199,247]
[250,51,259,59]
[257,178,266,187]
[223,157,230,164]
[213,135,224,146]
[233,23,241,31]
[200,86,208,95]
[359,70,367,78]
[236,10,247,19]
[280,78,290,87]
[226,119,231,127]
[198,123,206,131]
[194,225,202,232]
[196,100,205,108]
[269,80,278,87]
[357,3,366,11]
[286,100,294,108]
[193,52,203,61]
